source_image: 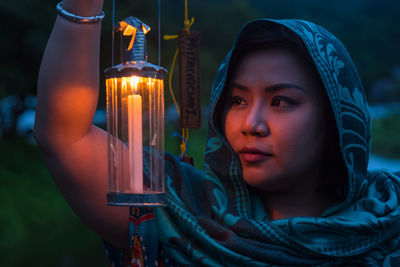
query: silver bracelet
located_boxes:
[56,2,105,24]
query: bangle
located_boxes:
[56,2,105,24]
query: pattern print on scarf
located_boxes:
[105,19,400,266]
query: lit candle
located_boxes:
[128,94,143,194]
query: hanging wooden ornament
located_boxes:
[178,29,201,129]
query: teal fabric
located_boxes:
[155,19,400,266]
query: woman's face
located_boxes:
[224,49,328,193]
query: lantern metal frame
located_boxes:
[105,17,167,207]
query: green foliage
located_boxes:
[371,114,400,158]
[0,139,109,267]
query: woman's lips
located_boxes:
[239,147,272,163]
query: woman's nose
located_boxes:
[241,105,269,137]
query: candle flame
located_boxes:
[129,76,140,94]
[121,77,128,94]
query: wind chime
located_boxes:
[105,0,200,206]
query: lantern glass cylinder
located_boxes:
[105,66,166,206]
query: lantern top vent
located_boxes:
[105,16,167,79]
[117,16,151,62]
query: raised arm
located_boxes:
[34,0,129,252]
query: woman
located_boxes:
[35,0,400,266]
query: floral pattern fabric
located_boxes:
[105,207,179,267]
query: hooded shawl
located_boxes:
[106,19,400,266]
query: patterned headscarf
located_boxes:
[154,19,400,266]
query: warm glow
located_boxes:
[121,77,128,95]
[119,22,137,51]
[107,76,161,98]
[128,94,143,193]
[147,77,155,89]
[117,22,151,51]
[129,76,140,94]
[106,71,165,203]
[120,21,137,36]
[142,24,151,35]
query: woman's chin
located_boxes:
[242,170,283,191]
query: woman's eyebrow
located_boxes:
[230,82,306,93]
[265,83,306,93]
[230,82,248,91]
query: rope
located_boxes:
[184,0,195,34]
[163,0,195,161]
[171,130,189,160]
[166,46,189,159]
[168,48,180,115]
[179,128,189,159]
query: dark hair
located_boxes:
[216,22,348,200]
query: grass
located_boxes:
[371,114,400,158]
[0,138,109,267]
[0,128,207,267]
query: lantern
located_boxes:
[105,17,167,206]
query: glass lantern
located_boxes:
[105,17,167,206]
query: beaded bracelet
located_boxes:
[56,2,105,24]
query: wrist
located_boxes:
[60,0,104,17]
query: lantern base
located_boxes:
[107,192,166,207]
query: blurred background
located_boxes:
[1,0,400,266]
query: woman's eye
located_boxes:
[271,96,297,108]
[231,96,245,106]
